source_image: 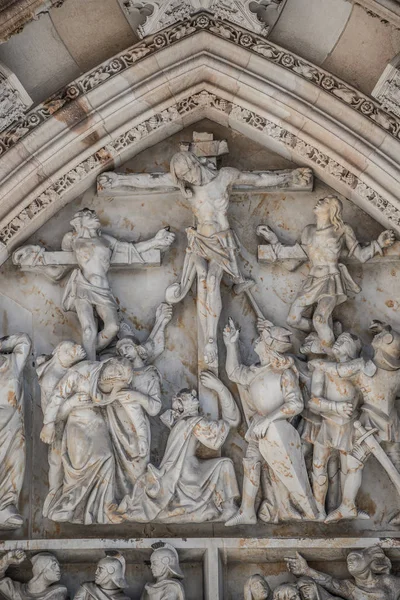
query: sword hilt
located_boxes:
[354,421,379,444]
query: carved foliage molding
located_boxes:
[0,13,399,156]
[1,89,398,250]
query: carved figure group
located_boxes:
[0,546,186,600]
[5,134,400,533]
[244,544,400,599]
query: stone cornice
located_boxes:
[1,11,400,158]
[0,0,66,43]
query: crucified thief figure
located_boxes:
[57,209,174,360]
[101,151,312,365]
[258,195,395,348]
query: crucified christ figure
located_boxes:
[100,152,312,365]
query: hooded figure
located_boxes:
[118,371,240,523]
[141,543,185,600]
[286,546,400,600]
[0,551,67,600]
[74,552,129,600]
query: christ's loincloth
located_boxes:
[186,227,242,280]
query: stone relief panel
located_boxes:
[2,119,400,592]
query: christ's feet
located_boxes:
[225,509,257,526]
[204,339,218,365]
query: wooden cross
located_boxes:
[97,132,314,421]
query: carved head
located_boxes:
[244,574,272,600]
[95,552,127,589]
[150,542,184,581]
[54,340,86,368]
[371,323,400,370]
[116,337,148,362]
[172,388,199,418]
[346,546,391,577]
[31,553,61,585]
[296,577,319,600]
[272,584,300,600]
[332,332,362,362]
[98,358,133,393]
[70,208,101,234]
[314,196,344,230]
[300,332,326,357]
[254,321,293,364]
[170,151,217,194]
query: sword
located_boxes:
[354,421,400,497]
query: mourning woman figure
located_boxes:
[244,575,272,600]
[141,543,185,600]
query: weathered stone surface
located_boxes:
[0,0,66,43]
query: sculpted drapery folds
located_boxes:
[0,333,31,530]
[258,195,395,348]
[39,357,161,524]
[118,371,240,523]
[223,317,318,525]
[13,208,175,361]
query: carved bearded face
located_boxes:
[70,209,101,234]
[172,389,199,418]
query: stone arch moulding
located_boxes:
[1,12,400,265]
